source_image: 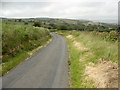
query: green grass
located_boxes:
[75,32,118,63]
[66,35,95,88]
[67,38,86,88]
[56,30,118,88]
[2,51,29,75]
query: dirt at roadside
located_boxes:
[66,35,89,51]
[66,35,74,39]
[85,60,118,88]
[66,34,118,88]
[73,41,89,51]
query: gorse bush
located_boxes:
[2,23,50,59]
[108,31,118,41]
[90,31,118,42]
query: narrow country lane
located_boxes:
[3,33,69,88]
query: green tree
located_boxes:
[58,25,68,30]
[33,22,42,27]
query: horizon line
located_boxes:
[0,16,118,24]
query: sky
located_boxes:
[0,0,119,23]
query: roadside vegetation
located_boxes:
[2,18,118,88]
[56,30,118,88]
[2,23,51,75]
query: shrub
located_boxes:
[90,31,118,41]
[2,23,50,57]
[24,22,28,25]
[58,25,68,30]
[33,22,42,27]
[108,31,118,41]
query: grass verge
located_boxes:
[56,30,118,88]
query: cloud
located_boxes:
[1,0,119,23]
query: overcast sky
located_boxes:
[0,0,119,23]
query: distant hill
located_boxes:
[2,18,117,32]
